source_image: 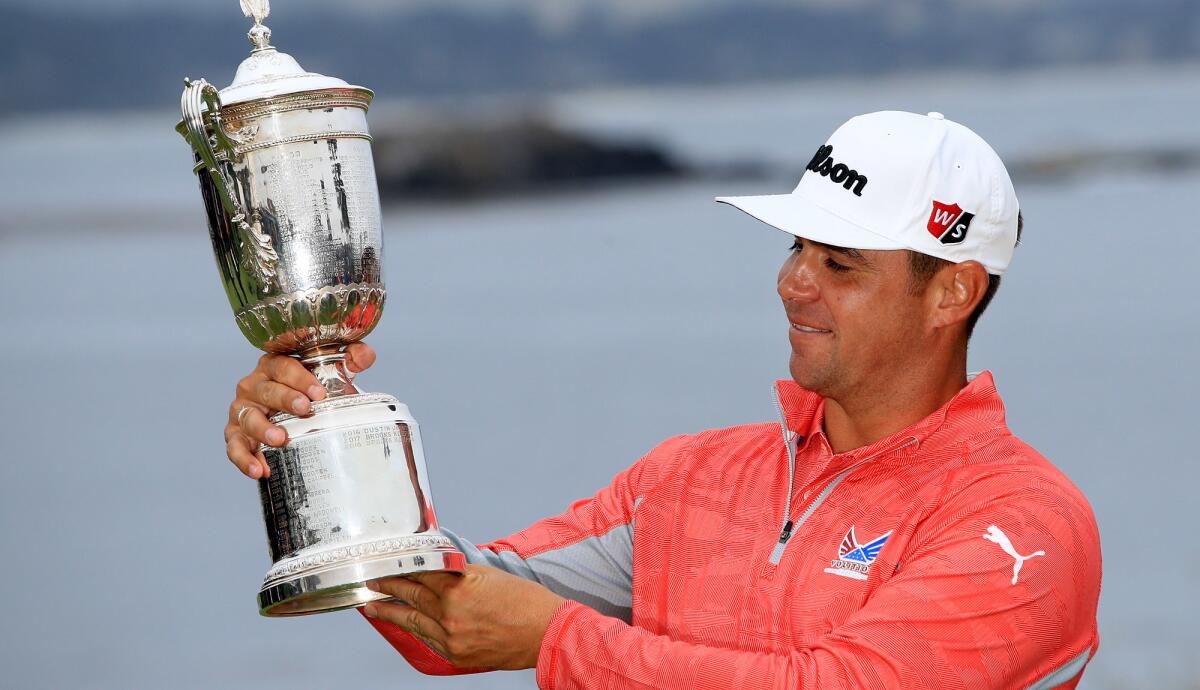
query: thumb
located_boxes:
[345,342,377,373]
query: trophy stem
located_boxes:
[300,346,359,398]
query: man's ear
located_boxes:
[929,260,989,330]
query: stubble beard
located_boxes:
[789,349,842,398]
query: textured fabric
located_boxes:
[366,372,1102,689]
[445,525,636,622]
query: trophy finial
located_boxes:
[241,0,270,24]
[241,0,273,51]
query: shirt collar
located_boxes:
[773,370,1008,463]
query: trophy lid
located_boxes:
[218,0,370,105]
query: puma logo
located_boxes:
[983,525,1045,585]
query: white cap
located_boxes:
[716,110,1019,275]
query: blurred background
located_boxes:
[1,1,1197,688]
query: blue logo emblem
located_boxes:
[825,526,892,580]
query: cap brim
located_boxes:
[714,193,906,250]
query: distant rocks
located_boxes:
[1005,146,1200,184]
[365,112,1200,200]
[371,115,685,199]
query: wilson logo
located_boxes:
[927,200,974,245]
[805,144,869,197]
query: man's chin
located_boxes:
[789,357,831,395]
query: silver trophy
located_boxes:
[177,0,465,616]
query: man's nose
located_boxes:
[778,254,821,302]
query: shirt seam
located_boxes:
[515,434,698,561]
[517,518,634,561]
[618,431,705,522]
[538,600,588,690]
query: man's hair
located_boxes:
[906,211,1023,339]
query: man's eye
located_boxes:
[824,257,850,273]
[790,238,803,253]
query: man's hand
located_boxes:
[363,564,566,671]
[223,342,376,479]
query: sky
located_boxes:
[0,0,1058,22]
[0,0,1138,36]
[2,0,838,34]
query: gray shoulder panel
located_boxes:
[1023,647,1092,690]
[439,511,639,624]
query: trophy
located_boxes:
[176,0,465,616]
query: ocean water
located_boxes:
[1,65,1197,689]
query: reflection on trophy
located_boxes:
[176,0,465,616]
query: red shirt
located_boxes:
[367,372,1102,689]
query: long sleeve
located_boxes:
[534,474,1101,690]
[364,434,695,675]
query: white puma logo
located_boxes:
[983,525,1045,585]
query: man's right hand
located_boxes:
[224,342,377,479]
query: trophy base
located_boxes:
[259,546,467,617]
[256,392,466,617]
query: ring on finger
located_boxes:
[237,405,253,425]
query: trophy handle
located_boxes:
[180,78,242,216]
[181,77,282,294]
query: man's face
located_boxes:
[777,236,929,400]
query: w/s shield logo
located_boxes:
[927,200,974,245]
[824,526,892,581]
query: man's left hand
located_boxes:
[364,564,566,670]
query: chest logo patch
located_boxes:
[983,525,1045,585]
[824,526,892,581]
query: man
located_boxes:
[224,111,1101,689]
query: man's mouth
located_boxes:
[790,321,832,334]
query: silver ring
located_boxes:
[237,405,253,425]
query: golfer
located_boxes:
[223,111,1101,689]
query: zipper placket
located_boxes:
[769,386,917,565]
[771,386,798,560]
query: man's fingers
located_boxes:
[345,342,376,373]
[260,354,326,401]
[226,400,278,469]
[238,406,287,447]
[223,349,377,481]
[226,432,269,479]
[368,577,444,620]
[405,570,464,596]
[364,601,449,654]
[234,371,265,401]
[228,398,269,429]
[253,379,313,416]
[252,448,269,478]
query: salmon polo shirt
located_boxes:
[365,371,1102,689]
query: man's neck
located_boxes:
[821,356,968,454]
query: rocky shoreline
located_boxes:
[371,115,686,200]
[368,111,1200,201]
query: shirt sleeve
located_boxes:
[534,469,1102,690]
[363,434,695,676]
